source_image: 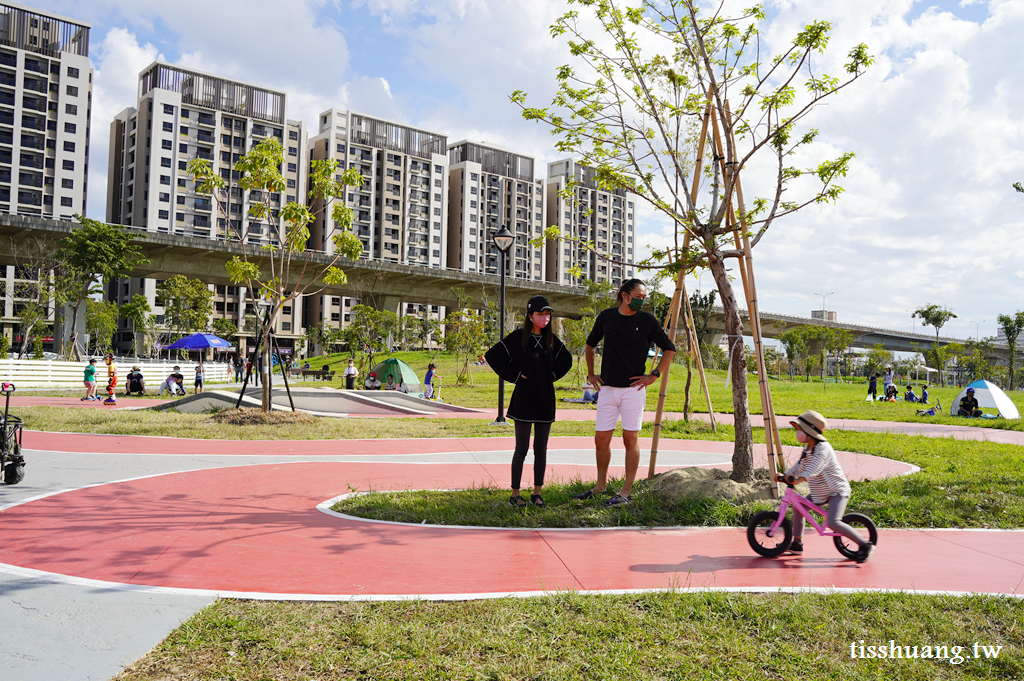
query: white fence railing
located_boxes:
[0,359,233,388]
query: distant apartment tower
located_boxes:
[545,159,636,287]
[304,108,448,334]
[446,140,545,281]
[106,62,306,354]
[0,2,91,348]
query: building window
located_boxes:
[65,104,77,115]
[67,66,80,78]
[161,139,172,150]
[63,141,75,152]
[179,161,188,170]
[162,104,175,115]
[286,178,296,188]
[179,143,187,153]
[435,165,442,173]
[288,146,297,157]
[289,130,298,140]
[66,85,78,96]
[159,192,169,202]
[160,157,171,168]
[176,212,185,222]
[336,144,345,153]
[60,197,72,206]
[62,160,74,170]
[64,122,76,134]
[158,209,169,219]
[61,178,73,188]
[159,175,170,185]
[287,162,296,172]
[162,121,173,132]
[470,173,478,181]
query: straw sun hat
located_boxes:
[790,410,828,442]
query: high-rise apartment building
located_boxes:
[304,108,448,335]
[106,62,306,354]
[446,140,545,281]
[545,158,637,287]
[0,2,91,347]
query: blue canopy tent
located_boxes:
[166,333,232,350]
[165,333,231,360]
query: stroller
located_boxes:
[0,383,24,484]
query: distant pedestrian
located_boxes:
[343,359,358,390]
[882,365,894,394]
[194,361,205,394]
[233,355,243,383]
[81,358,98,401]
[867,373,878,400]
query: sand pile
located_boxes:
[211,407,315,426]
[648,467,809,505]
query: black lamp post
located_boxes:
[490,224,515,425]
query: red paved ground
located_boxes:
[2,432,1020,599]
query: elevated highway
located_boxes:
[2,215,1008,360]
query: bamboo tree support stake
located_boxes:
[722,100,786,487]
[648,94,718,478]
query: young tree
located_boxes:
[913,304,957,385]
[560,280,614,385]
[119,293,153,357]
[346,305,399,374]
[444,309,488,386]
[211,317,239,342]
[56,216,149,359]
[412,315,441,351]
[85,299,119,355]
[9,235,72,359]
[512,0,871,480]
[189,137,364,410]
[997,312,1024,391]
[157,275,214,342]
[864,343,893,378]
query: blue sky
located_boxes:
[28,0,1024,341]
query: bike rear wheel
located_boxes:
[747,511,793,557]
[2,443,24,485]
[833,513,878,558]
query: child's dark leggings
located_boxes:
[512,420,551,490]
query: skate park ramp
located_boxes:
[150,387,485,417]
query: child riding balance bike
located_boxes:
[747,410,877,563]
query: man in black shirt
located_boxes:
[576,279,676,506]
[958,387,982,417]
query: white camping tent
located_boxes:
[950,380,1020,419]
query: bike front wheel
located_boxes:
[747,510,793,557]
[833,513,878,558]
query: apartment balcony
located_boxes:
[197,131,214,143]
[194,200,213,212]
[197,113,216,127]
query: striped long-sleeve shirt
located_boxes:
[785,440,851,503]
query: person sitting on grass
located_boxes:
[384,374,397,390]
[778,411,875,563]
[904,385,917,403]
[958,387,982,417]
[919,384,929,404]
[884,384,899,402]
[364,372,381,390]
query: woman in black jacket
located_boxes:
[485,295,573,508]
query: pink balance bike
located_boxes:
[747,476,878,559]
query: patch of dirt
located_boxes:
[648,467,809,505]
[210,407,315,426]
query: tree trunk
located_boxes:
[261,336,272,411]
[683,354,692,422]
[708,253,754,482]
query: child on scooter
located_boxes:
[777,410,875,563]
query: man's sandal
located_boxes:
[573,489,612,500]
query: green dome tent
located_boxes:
[369,358,424,398]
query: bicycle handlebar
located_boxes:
[0,382,14,395]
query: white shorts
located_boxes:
[595,385,646,432]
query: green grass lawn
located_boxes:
[303,349,1024,429]
[115,592,1023,681]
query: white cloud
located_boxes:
[87,28,164,220]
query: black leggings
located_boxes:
[512,420,551,490]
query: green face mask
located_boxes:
[627,294,645,312]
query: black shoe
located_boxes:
[573,489,612,500]
[509,495,527,508]
[787,539,804,554]
[854,541,875,563]
[530,494,546,508]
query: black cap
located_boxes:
[527,295,553,314]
